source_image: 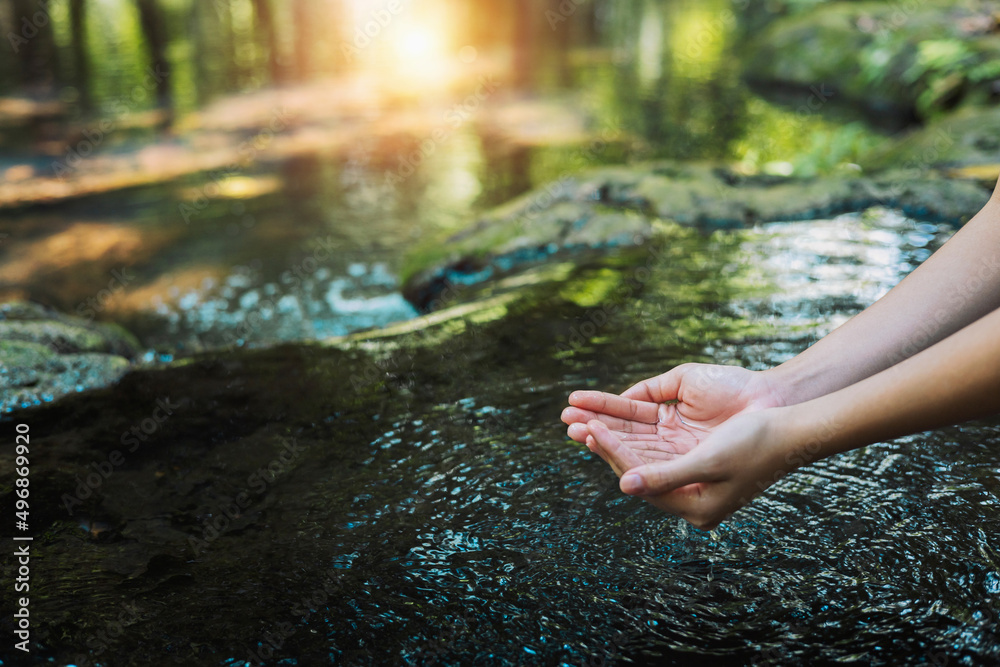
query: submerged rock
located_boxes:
[401,161,990,311]
[0,300,141,413]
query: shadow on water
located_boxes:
[4,208,999,665]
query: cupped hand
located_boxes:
[585,409,796,530]
[561,363,788,475]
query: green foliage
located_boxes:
[967,58,1000,83]
[732,98,887,177]
[903,39,979,116]
[791,122,886,177]
[903,39,975,84]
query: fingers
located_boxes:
[587,420,645,473]
[568,391,660,423]
[586,434,625,477]
[620,454,721,498]
[561,406,658,434]
[586,419,731,527]
[568,421,681,447]
[621,366,687,404]
[627,444,684,462]
[614,456,715,522]
[567,422,590,442]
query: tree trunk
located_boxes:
[251,0,284,84]
[69,0,91,110]
[135,0,172,111]
[292,0,311,81]
[9,0,60,94]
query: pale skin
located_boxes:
[562,183,1000,530]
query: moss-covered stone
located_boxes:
[866,105,1000,172]
[0,301,140,413]
[743,1,1000,119]
[401,160,991,311]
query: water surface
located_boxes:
[8,208,998,666]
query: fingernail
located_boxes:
[621,474,645,495]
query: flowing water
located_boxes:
[7,208,999,665]
[1,0,997,664]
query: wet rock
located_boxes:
[866,105,1000,171]
[742,1,1000,119]
[0,300,140,413]
[401,161,991,311]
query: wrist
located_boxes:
[770,399,848,472]
[759,362,811,408]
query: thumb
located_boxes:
[621,365,685,404]
[620,455,712,497]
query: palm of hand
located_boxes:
[562,365,769,475]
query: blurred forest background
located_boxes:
[1,0,998,356]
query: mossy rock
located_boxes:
[866,106,1000,174]
[0,301,140,413]
[0,300,141,356]
[743,1,1000,119]
[401,160,991,311]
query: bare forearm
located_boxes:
[767,196,1000,404]
[780,306,1000,463]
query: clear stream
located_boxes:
[6,209,1000,665]
[1,0,997,664]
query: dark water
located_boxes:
[4,208,999,666]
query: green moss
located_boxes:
[866,106,1000,170]
[0,301,138,413]
[744,1,1000,119]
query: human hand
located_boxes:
[586,408,798,530]
[561,363,788,476]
